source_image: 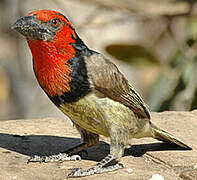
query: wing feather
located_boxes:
[85,53,150,119]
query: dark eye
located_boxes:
[50,18,60,27]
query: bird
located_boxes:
[12,10,191,178]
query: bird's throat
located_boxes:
[27,39,75,97]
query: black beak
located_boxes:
[12,16,52,41]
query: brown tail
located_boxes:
[150,123,192,150]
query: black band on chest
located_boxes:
[49,48,94,106]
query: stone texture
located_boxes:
[0,111,196,180]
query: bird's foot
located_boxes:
[68,162,123,178]
[67,154,123,178]
[27,153,81,163]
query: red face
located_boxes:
[12,10,78,96]
[13,9,77,42]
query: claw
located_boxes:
[68,168,83,178]
[70,155,81,161]
[27,155,45,163]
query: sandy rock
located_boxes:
[0,110,196,179]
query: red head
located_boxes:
[12,10,80,96]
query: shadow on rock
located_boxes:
[0,133,188,161]
[0,133,108,161]
[125,142,189,157]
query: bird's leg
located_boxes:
[68,133,126,177]
[28,124,99,163]
[64,124,100,157]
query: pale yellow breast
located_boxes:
[59,92,147,138]
[59,93,109,136]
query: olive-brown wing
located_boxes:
[85,53,150,119]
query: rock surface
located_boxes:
[0,111,197,180]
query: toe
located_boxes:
[67,168,83,178]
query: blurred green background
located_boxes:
[0,0,197,120]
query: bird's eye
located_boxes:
[50,18,60,27]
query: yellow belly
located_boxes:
[59,92,148,138]
[59,93,109,136]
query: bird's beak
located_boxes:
[12,16,52,41]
